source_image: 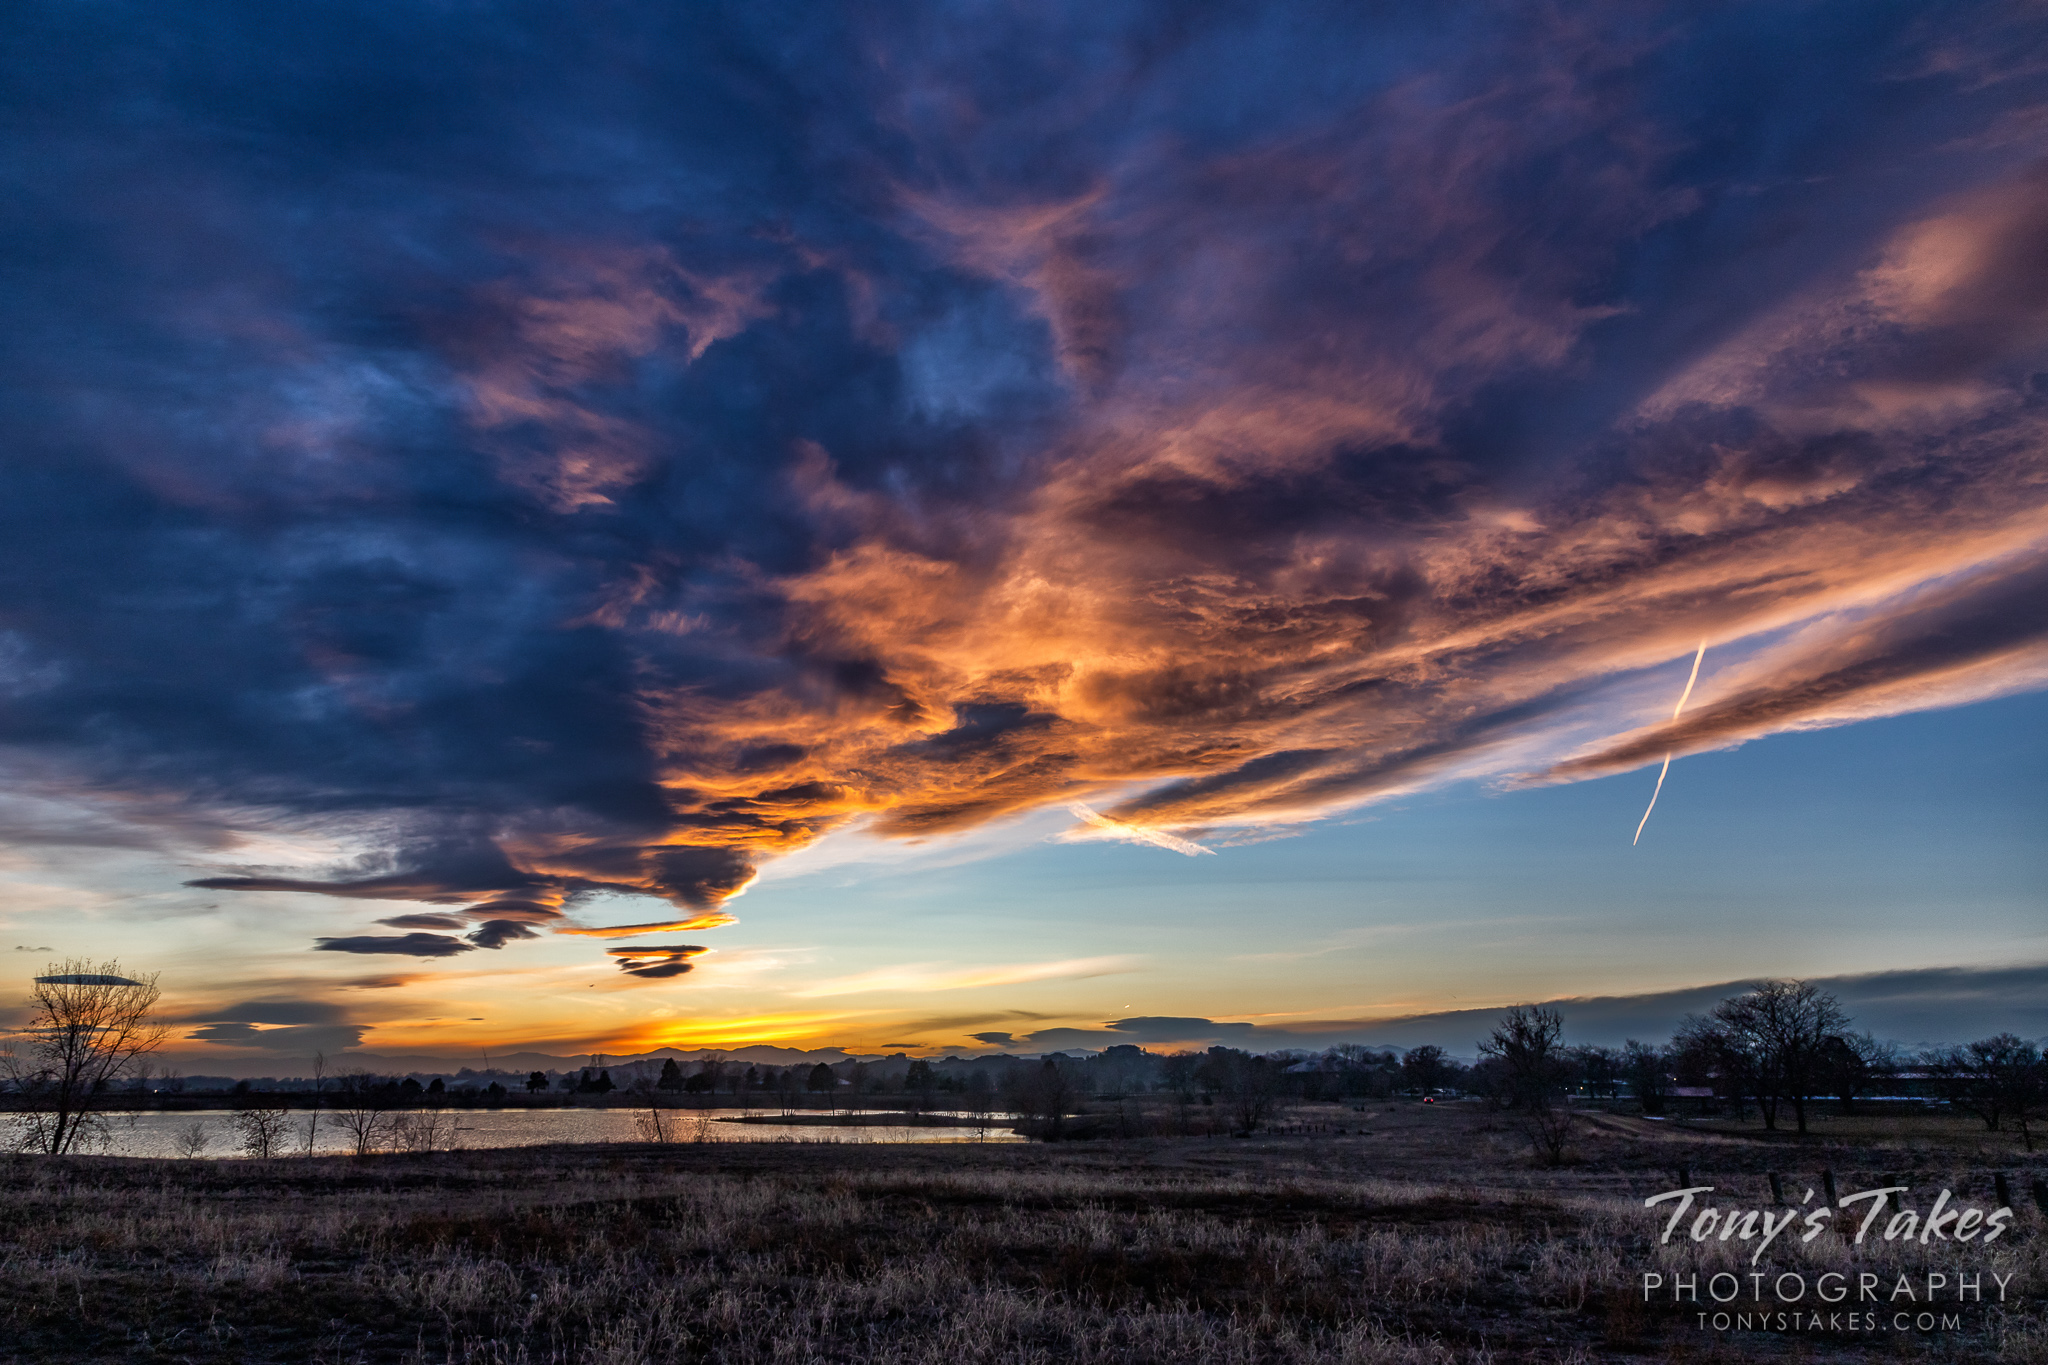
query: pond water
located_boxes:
[71,1107,1024,1158]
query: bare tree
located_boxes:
[1701,980,1848,1134]
[1820,1032,1895,1115]
[1571,1045,1621,1101]
[173,1120,211,1159]
[1008,1057,1076,1139]
[1161,1052,1199,1134]
[635,1099,676,1144]
[1223,1053,1281,1137]
[1480,1005,1572,1163]
[302,1050,327,1156]
[1095,1049,1143,1136]
[2,959,167,1154]
[905,1058,938,1116]
[1929,1035,2046,1149]
[331,1072,390,1155]
[1401,1044,1456,1096]
[389,1107,463,1153]
[1479,1005,1566,1108]
[233,1103,294,1158]
[1622,1039,1669,1116]
[965,1070,995,1140]
[1672,1013,1753,1118]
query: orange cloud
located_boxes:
[176,126,2048,975]
[555,912,738,938]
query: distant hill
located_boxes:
[155,1043,861,1082]
[151,961,2047,1079]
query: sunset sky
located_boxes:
[2,3,2045,1065]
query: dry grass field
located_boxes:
[0,1100,2041,1364]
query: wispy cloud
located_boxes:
[791,956,1143,999]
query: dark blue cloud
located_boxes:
[184,1022,371,1051]
[187,999,352,1026]
[466,919,542,950]
[313,934,474,958]
[376,914,470,931]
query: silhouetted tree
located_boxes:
[1463,1056,1512,1109]
[232,1102,293,1158]
[1161,1052,1198,1103]
[1929,1034,2046,1148]
[1571,1045,1621,1101]
[1820,1032,1896,1114]
[1401,1044,1455,1096]
[1193,1045,1247,1101]
[805,1062,836,1094]
[1480,1005,1571,1163]
[1,959,167,1155]
[1008,1057,1076,1139]
[1479,1005,1566,1110]
[657,1059,684,1093]
[1622,1039,1669,1116]
[1689,980,1847,1134]
[1670,1016,1743,1115]
[332,1073,390,1156]
[965,1070,995,1135]
[1219,1051,1281,1136]
[525,1071,548,1094]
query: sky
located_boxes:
[1,1,2045,1065]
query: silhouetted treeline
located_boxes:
[43,982,2044,1150]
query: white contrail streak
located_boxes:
[1632,640,1707,846]
[1066,801,1215,856]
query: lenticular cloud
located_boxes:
[3,2,2048,972]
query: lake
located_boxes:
[70,1107,1024,1158]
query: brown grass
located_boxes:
[0,1101,2040,1363]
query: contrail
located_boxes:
[1066,801,1215,856]
[1632,640,1707,846]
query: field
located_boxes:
[0,1101,2042,1364]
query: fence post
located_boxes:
[1821,1168,1837,1209]
[2032,1178,2048,1219]
[1768,1172,1784,1205]
[1994,1173,2013,1211]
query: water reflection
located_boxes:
[73,1108,1023,1158]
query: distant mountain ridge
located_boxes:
[151,961,2048,1079]
[159,1044,863,1082]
